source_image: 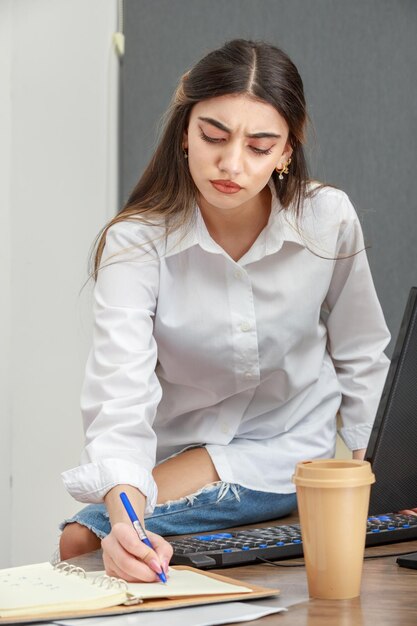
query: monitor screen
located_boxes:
[366,287,417,514]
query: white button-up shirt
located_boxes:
[62,182,390,514]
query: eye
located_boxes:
[199,129,225,144]
[250,146,273,156]
[199,128,274,156]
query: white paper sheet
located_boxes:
[53,601,287,626]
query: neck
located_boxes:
[198,185,272,261]
[199,185,271,238]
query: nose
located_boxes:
[217,140,244,177]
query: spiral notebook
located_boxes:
[0,561,279,624]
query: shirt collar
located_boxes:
[264,179,305,254]
[164,178,306,259]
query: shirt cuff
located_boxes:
[61,458,158,516]
[338,423,373,451]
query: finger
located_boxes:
[102,531,159,582]
[103,550,127,579]
[146,530,174,573]
[104,546,159,583]
[112,523,156,560]
[113,523,166,576]
[103,549,158,583]
[399,509,417,516]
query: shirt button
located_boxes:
[233,270,244,279]
[245,371,252,379]
[221,423,229,434]
[240,321,251,332]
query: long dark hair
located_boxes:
[93,39,310,276]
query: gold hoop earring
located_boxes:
[275,157,292,180]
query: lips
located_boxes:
[210,180,242,194]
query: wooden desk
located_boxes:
[70,516,417,626]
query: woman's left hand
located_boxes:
[399,507,417,516]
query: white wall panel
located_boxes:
[0,0,13,569]
[5,0,119,566]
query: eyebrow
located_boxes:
[198,116,281,139]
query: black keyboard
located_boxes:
[170,513,417,569]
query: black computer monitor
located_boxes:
[366,287,417,515]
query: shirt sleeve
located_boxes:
[61,222,162,514]
[323,194,391,450]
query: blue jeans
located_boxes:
[60,482,297,539]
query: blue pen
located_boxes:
[119,491,167,583]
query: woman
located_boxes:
[60,39,390,582]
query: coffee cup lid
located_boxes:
[292,459,375,488]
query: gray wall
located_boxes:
[122,0,417,356]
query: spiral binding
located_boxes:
[55,563,86,578]
[53,562,141,605]
[93,574,128,591]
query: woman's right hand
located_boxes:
[101,522,173,582]
[103,484,173,582]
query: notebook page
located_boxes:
[0,562,128,617]
[87,568,251,599]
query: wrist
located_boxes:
[352,448,366,461]
[104,484,146,526]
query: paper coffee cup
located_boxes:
[292,459,375,600]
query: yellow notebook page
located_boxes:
[87,567,252,598]
[0,562,129,618]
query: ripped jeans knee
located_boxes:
[59,482,296,541]
[164,481,241,507]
